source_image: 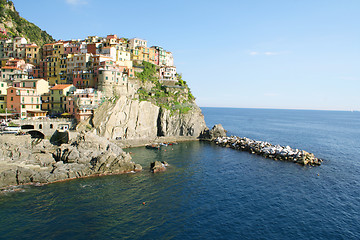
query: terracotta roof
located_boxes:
[1,66,22,70]
[50,84,73,90]
[24,44,38,48]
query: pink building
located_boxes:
[6,58,25,68]
[64,88,102,121]
[64,42,81,55]
[7,87,42,118]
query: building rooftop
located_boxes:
[50,84,73,90]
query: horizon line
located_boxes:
[198,106,359,112]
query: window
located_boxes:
[39,124,42,129]
[11,97,13,101]
[50,124,53,129]
[22,105,25,108]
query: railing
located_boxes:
[13,118,74,123]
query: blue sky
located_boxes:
[12,0,360,110]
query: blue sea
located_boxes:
[0,108,359,240]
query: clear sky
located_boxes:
[12,0,360,110]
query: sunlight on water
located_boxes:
[0,108,359,240]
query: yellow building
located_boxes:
[131,46,151,63]
[46,55,60,85]
[149,47,157,65]
[24,44,40,65]
[58,54,68,84]
[0,81,8,111]
[49,84,76,114]
[46,42,66,85]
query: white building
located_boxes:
[159,66,177,82]
[165,51,174,67]
[0,66,28,83]
[129,38,147,49]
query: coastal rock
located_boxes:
[0,133,142,188]
[92,96,160,140]
[209,124,227,139]
[213,136,322,166]
[91,96,207,140]
[157,106,207,137]
[150,161,169,173]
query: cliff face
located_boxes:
[92,96,160,139]
[91,96,208,140]
[91,61,208,141]
[157,105,207,137]
[0,0,54,45]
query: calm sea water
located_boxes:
[0,108,359,240]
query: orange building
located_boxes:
[6,87,42,118]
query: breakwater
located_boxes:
[213,136,322,166]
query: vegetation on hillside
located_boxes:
[135,61,195,115]
[0,0,55,46]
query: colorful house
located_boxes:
[129,38,147,49]
[71,71,96,89]
[0,66,28,83]
[0,81,8,111]
[49,84,76,114]
[66,53,92,74]
[24,44,40,64]
[64,88,102,121]
[159,66,177,83]
[151,46,166,66]
[98,66,128,98]
[12,78,49,95]
[6,87,42,118]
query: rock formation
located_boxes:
[213,136,322,166]
[150,161,169,173]
[200,124,227,140]
[91,96,208,140]
[0,133,141,188]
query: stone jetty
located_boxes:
[213,136,322,166]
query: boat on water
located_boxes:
[146,144,160,150]
[146,142,178,150]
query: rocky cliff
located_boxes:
[0,133,141,189]
[89,61,209,141]
[90,96,208,140]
